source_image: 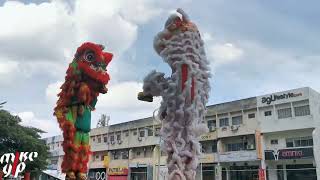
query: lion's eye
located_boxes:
[84,51,95,62]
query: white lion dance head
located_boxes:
[138,8,211,180]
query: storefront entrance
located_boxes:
[286,164,317,180]
[202,164,216,180]
[229,165,259,180]
[130,167,147,180]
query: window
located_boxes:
[139,130,145,137]
[271,139,278,145]
[97,136,101,143]
[95,155,99,161]
[101,155,104,161]
[147,127,153,136]
[112,152,119,160]
[264,111,272,116]
[92,136,96,142]
[116,134,121,141]
[155,128,161,136]
[286,136,313,147]
[207,120,216,132]
[132,130,137,136]
[124,130,129,137]
[103,135,108,143]
[277,108,292,119]
[294,105,310,116]
[226,143,245,151]
[248,113,255,118]
[122,151,129,159]
[232,116,242,125]
[219,118,229,127]
[110,135,114,142]
[136,151,141,156]
[212,141,217,153]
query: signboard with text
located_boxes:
[265,147,314,160]
[257,88,308,107]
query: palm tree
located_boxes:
[0,101,6,109]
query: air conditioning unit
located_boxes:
[138,137,142,141]
[111,141,115,145]
[209,126,216,132]
[118,140,122,144]
[247,144,255,150]
[231,125,240,131]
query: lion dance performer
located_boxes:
[54,42,113,180]
[138,9,211,180]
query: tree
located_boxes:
[0,109,48,174]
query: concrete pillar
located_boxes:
[313,129,320,179]
[215,164,222,180]
[267,163,277,180]
[226,167,230,180]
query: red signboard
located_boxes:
[259,168,265,180]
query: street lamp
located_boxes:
[152,108,162,180]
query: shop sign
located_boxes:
[200,132,216,141]
[265,147,314,160]
[219,150,257,162]
[88,168,106,180]
[199,153,215,163]
[261,92,302,105]
[107,167,129,176]
[259,168,265,180]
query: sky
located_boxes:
[0,0,319,138]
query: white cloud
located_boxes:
[0,59,19,75]
[18,111,60,137]
[46,81,63,104]
[45,80,161,125]
[0,0,162,81]
[208,43,244,64]
[97,81,161,111]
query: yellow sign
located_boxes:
[103,155,109,168]
[200,132,216,141]
[107,167,129,176]
[199,153,215,163]
[255,130,263,160]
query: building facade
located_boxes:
[45,87,320,180]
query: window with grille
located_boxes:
[110,135,114,142]
[207,120,216,131]
[232,116,242,125]
[155,128,161,136]
[132,130,137,136]
[294,105,310,116]
[124,130,129,137]
[277,108,292,119]
[122,151,129,159]
[226,143,245,151]
[271,139,278,145]
[286,136,313,147]
[248,113,255,118]
[139,130,145,137]
[212,141,217,153]
[147,127,153,136]
[103,135,108,143]
[264,111,272,116]
[219,118,229,127]
[117,134,121,141]
[97,136,101,143]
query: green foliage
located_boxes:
[0,109,49,171]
